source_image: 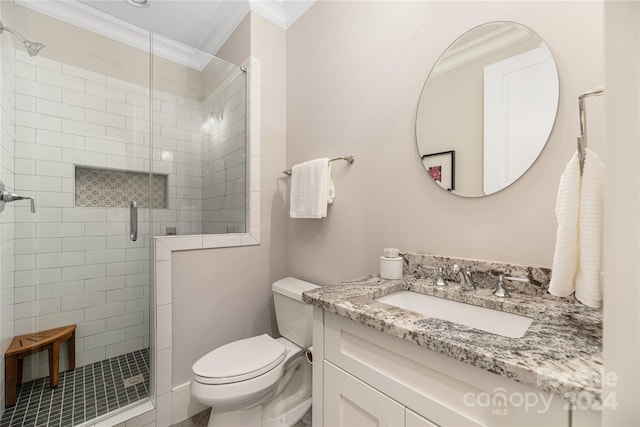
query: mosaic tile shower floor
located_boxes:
[1,348,149,427]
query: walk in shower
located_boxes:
[0,1,247,425]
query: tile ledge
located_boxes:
[154,232,260,252]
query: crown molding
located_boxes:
[15,0,215,71]
[197,1,251,55]
[281,0,315,28]
[431,24,534,77]
[249,0,315,29]
[15,0,315,70]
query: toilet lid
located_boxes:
[192,334,287,385]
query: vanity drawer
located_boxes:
[324,361,405,427]
[324,312,568,427]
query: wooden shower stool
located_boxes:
[5,324,76,407]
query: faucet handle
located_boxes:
[417,266,448,286]
[434,266,447,286]
[493,275,529,298]
[504,275,529,284]
[493,274,511,298]
[414,266,447,286]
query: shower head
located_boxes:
[0,20,45,57]
[23,40,45,57]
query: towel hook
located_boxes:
[577,87,604,173]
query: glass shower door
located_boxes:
[0,2,154,424]
[150,33,248,237]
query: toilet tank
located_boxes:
[272,277,320,348]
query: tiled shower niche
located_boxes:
[75,166,167,208]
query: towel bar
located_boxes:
[577,87,604,173]
[283,155,355,176]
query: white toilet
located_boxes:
[191,277,319,426]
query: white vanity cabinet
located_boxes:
[324,361,439,427]
[324,359,440,427]
[324,361,405,426]
[313,308,598,427]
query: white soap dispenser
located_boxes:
[380,248,403,280]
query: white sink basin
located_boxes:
[376,291,533,338]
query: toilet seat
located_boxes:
[193,334,287,385]
[191,338,304,410]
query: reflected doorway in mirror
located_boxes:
[421,150,456,192]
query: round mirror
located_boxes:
[416,21,559,197]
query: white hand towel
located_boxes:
[289,158,333,219]
[549,153,581,297]
[328,178,336,205]
[575,148,604,308]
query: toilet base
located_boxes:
[263,397,311,427]
[208,405,262,427]
[208,397,311,427]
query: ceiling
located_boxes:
[77,0,249,54]
[15,0,315,69]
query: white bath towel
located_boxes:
[289,158,333,219]
[549,153,581,297]
[575,148,604,308]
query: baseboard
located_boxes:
[171,381,207,425]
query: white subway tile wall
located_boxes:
[10,48,246,383]
[201,70,247,234]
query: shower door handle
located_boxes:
[130,200,138,242]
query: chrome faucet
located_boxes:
[451,264,475,291]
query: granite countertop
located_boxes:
[303,273,603,404]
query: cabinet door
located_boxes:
[324,361,405,427]
[406,409,438,427]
